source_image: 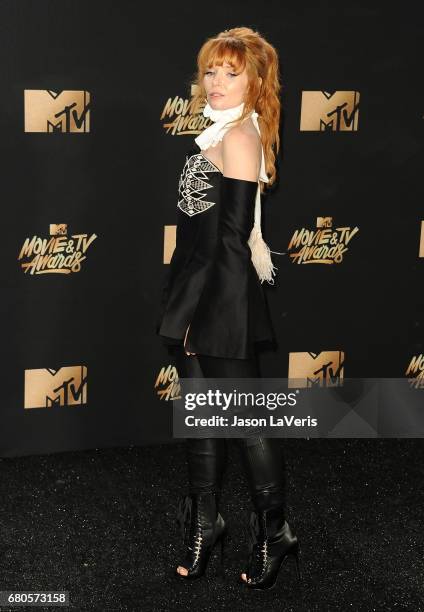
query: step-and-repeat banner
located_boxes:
[0,2,422,457]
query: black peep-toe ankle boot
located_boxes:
[176,492,226,580]
[242,506,301,590]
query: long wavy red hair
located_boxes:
[190,27,282,192]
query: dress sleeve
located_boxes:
[184,175,259,359]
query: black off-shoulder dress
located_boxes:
[156,141,276,360]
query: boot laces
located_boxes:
[193,525,203,564]
[248,512,268,578]
[177,496,205,568]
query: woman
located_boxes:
[156,27,301,590]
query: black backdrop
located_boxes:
[1,1,422,457]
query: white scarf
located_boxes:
[194,101,279,285]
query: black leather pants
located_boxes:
[168,345,286,515]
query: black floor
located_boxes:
[0,439,423,611]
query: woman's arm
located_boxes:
[221,127,261,183]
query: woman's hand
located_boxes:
[184,324,196,356]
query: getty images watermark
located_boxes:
[172,378,424,438]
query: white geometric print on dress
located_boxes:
[177,153,220,217]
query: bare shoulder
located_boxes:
[221,120,261,182]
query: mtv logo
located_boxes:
[24,365,87,409]
[24,90,90,133]
[300,91,360,131]
[50,224,67,236]
[317,217,332,228]
[288,351,344,388]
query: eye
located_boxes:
[204,71,237,77]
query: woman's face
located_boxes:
[203,61,249,109]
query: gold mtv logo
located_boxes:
[317,217,332,228]
[163,225,176,264]
[24,90,90,133]
[300,91,359,131]
[288,351,344,388]
[24,366,87,409]
[50,224,67,235]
